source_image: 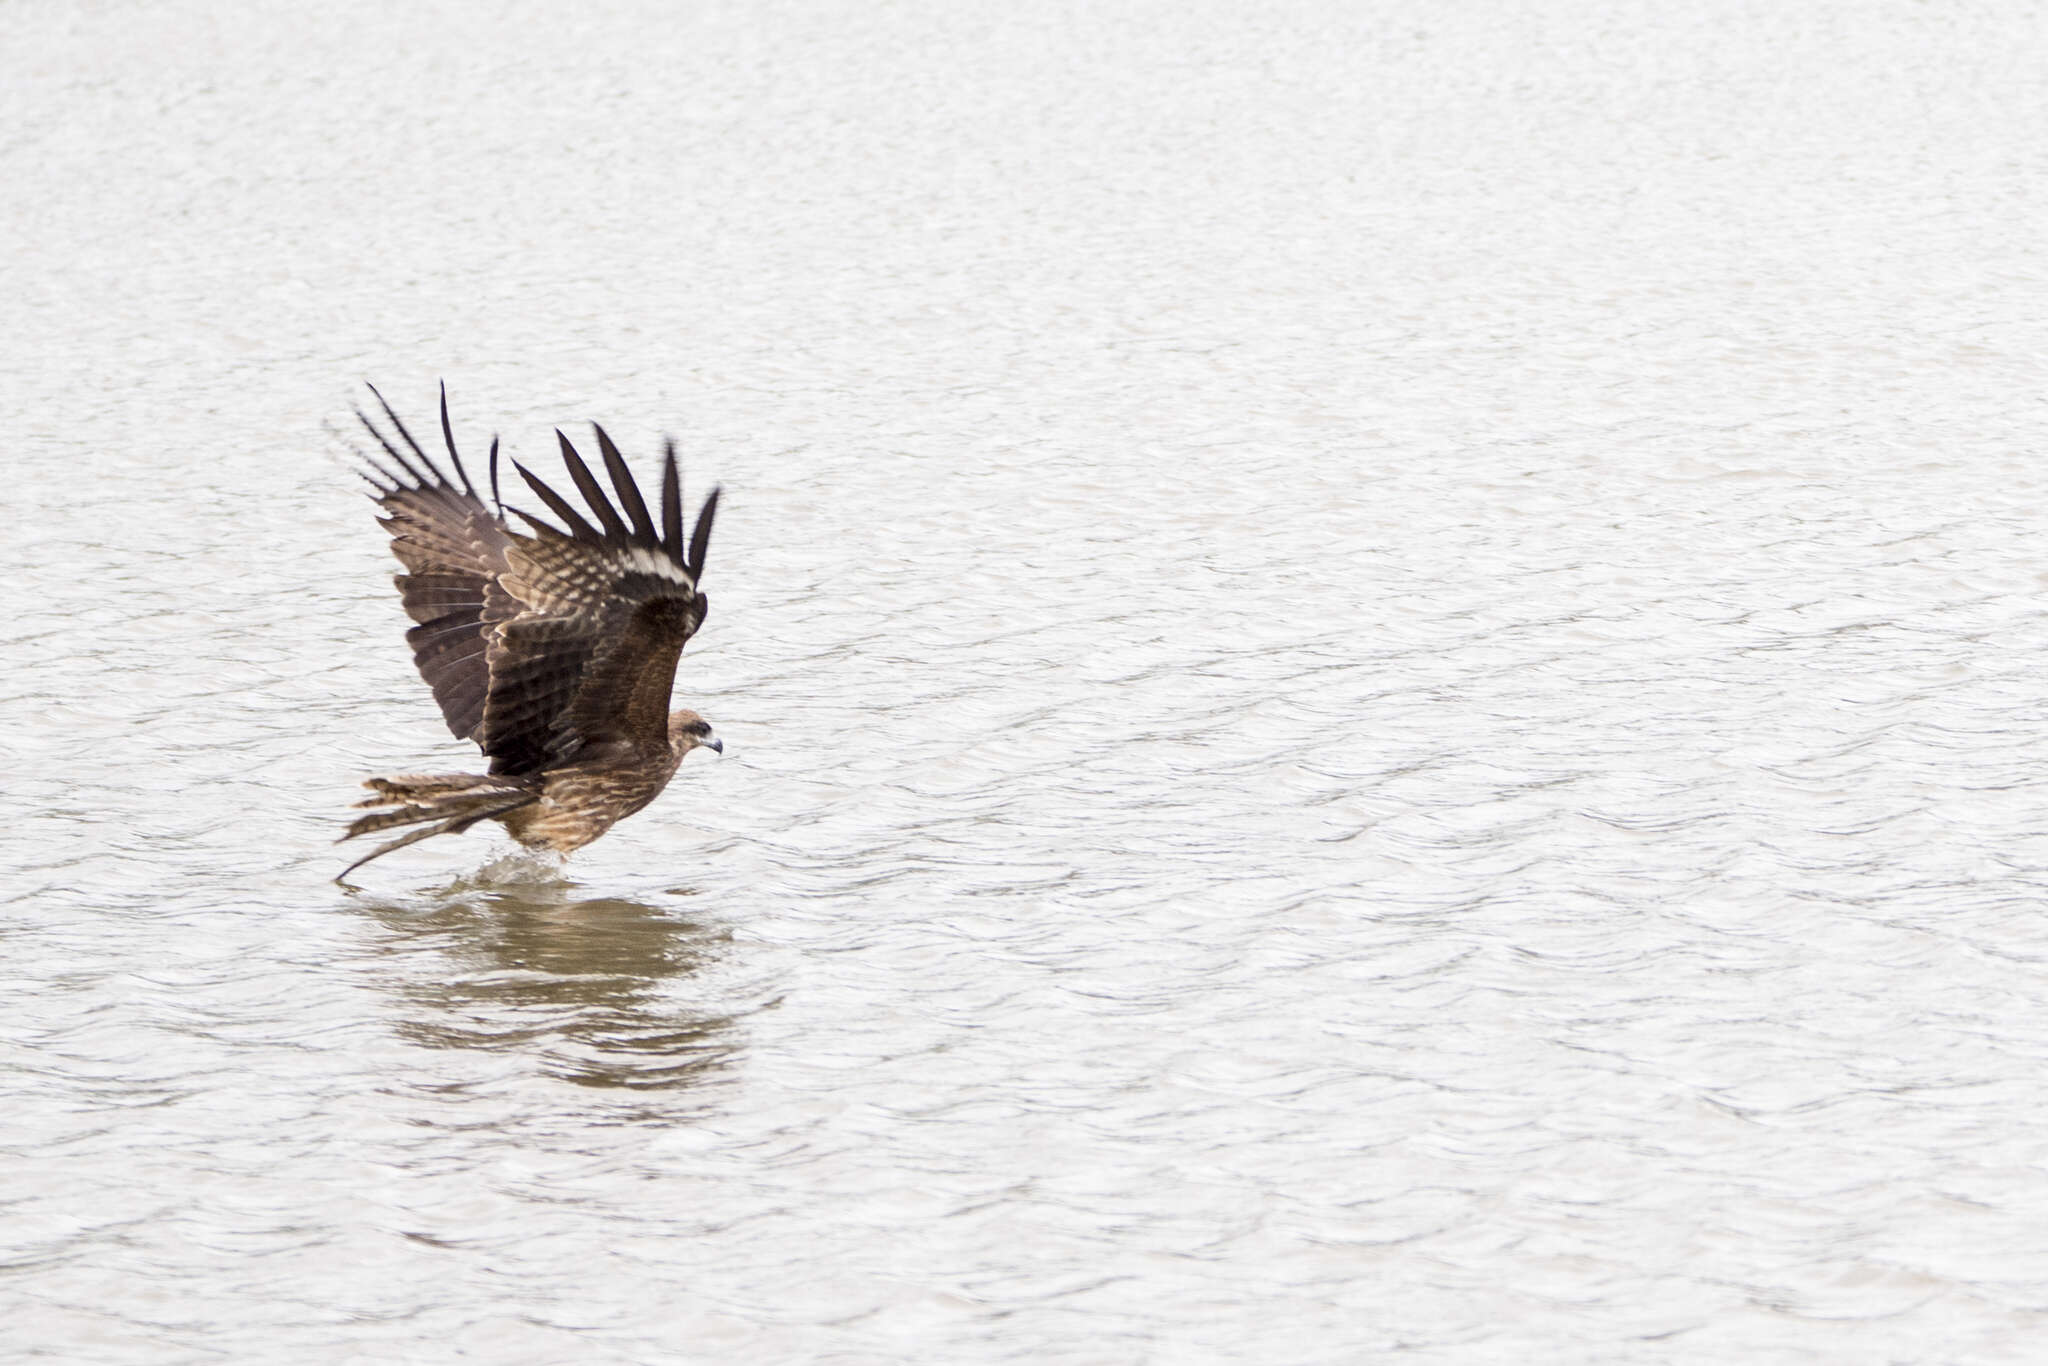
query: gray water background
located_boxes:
[7,1,2048,1360]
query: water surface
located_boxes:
[7,1,2048,1361]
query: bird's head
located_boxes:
[668,709,723,759]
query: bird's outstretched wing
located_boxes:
[353,384,512,745]
[482,429,719,775]
[355,390,719,777]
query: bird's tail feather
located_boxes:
[352,772,524,809]
[336,773,536,882]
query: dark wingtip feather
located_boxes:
[593,424,657,542]
[328,413,398,497]
[506,506,559,537]
[487,436,503,513]
[354,403,432,487]
[365,383,447,487]
[660,440,683,561]
[687,486,720,582]
[556,430,630,541]
[514,459,602,541]
[437,382,478,498]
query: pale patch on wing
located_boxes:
[615,544,697,586]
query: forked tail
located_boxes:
[336,773,538,883]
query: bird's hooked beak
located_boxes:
[704,735,724,756]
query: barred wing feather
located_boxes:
[354,384,511,745]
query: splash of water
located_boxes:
[461,847,570,887]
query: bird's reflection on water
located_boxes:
[352,871,741,1095]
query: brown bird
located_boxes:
[336,385,723,882]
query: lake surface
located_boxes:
[7,1,2048,1360]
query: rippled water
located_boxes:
[8,1,2048,1360]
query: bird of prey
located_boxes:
[336,386,723,882]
